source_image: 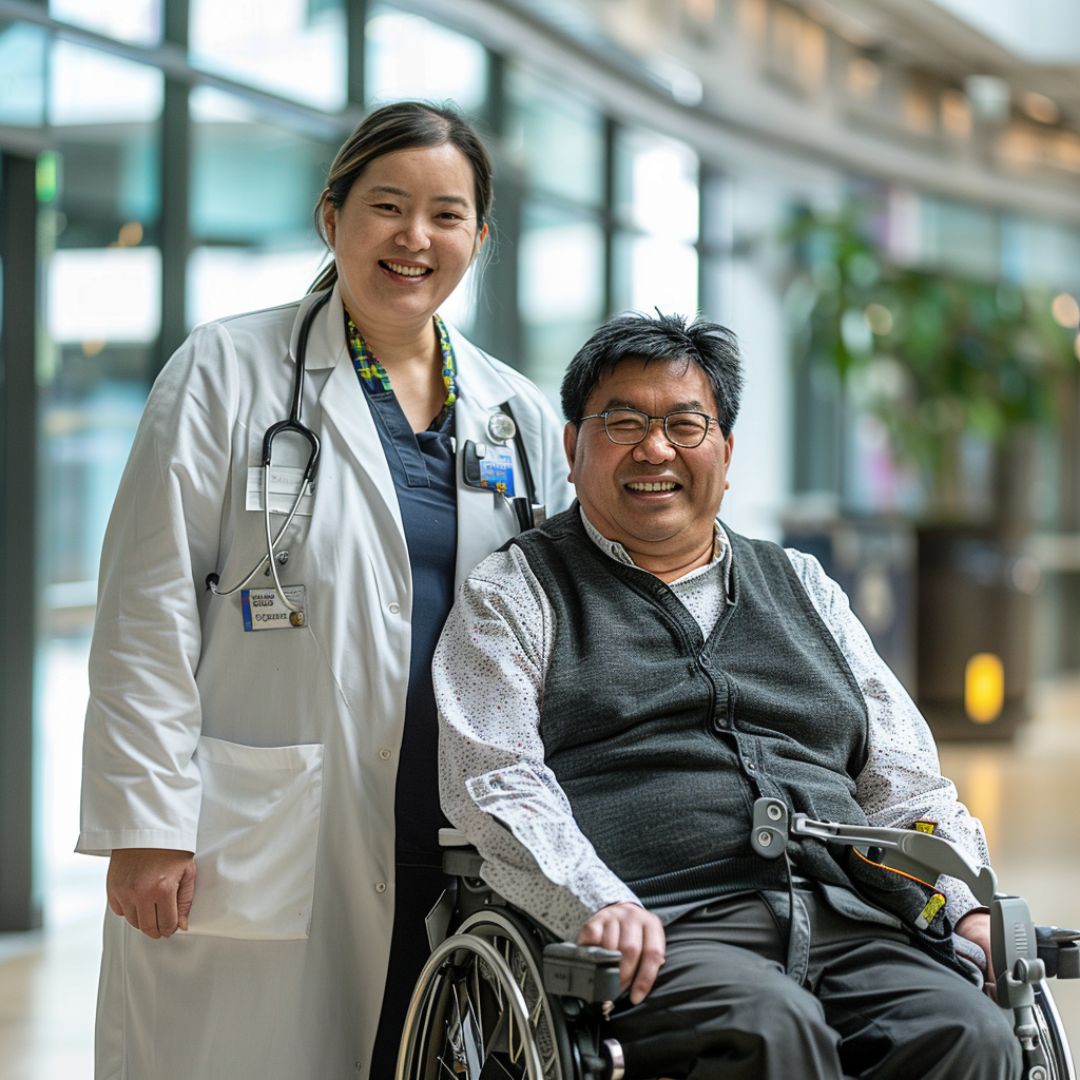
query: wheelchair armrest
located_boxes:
[438,827,471,847]
[1037,926,1080,979]
[542,941,623,1003]
[438,828,485,878]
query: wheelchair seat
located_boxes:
[395,826,1078,1080]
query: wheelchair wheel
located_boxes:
[1031,982,1076,1080]
[397,909,571,1079]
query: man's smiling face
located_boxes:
[564,357,734,563]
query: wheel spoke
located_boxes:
[467,964,486,1062]
[421,919,563,1080]
[491,1055,519,1080]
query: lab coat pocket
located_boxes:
[186,735,324,940]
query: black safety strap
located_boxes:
[498,401,540,529]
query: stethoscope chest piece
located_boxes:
[486,410,517,443]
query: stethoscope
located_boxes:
[205,289,329,613]
[205,288,544,613]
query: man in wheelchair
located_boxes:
[433,312,1050,1079]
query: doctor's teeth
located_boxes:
[627,481,677,492]
[384,262,429,277]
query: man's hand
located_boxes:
[107,848,197,939]
[956,910,994,993]
[577,902,666,1005]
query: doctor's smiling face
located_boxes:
[322,142,486,335]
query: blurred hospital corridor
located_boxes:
[4,0,1080,1075]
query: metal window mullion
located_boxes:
[156,0,190,376]
[346,0,367,106]
[0,151,43,932]
[602,115,617,318]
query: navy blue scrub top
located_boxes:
[358,371,458,867]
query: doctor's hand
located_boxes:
[578,902,666,1005]
[107,848,197,939]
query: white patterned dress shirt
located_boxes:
[434,511,990,942]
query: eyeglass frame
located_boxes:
[575,408,722,448]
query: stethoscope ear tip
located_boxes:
[205,573,220,592]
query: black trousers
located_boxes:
[368,864,445,1079]
[606,889,1023,1080]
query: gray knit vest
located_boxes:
[510,508,870,909]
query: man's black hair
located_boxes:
[560,311,744,437]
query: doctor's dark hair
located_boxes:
[561,312,744,437]
[310,101,494,293]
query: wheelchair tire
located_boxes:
[396,909,571,1079]
[1032,982,1076,1080]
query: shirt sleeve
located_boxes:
[435,546,639,940]
[78,323,238,856]
[784,548,989,923]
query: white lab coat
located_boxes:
[78,285,572,1080]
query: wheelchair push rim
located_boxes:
[396,909,570,1080]
[1031,981,1076,1080]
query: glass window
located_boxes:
[614,127,699,242]
[1001,214,1080,293]
[612,233,699,317]
[365,7,488,113]
[700,171,734,321]
[0,21,47,127]
[918,195,999,280]
[519,201,605,404]
[190,87,338,248]
[49,40,162,126]
[188,248,327,327]
[438,263,480,338]
[38,43,164,921]
[49,0,162,45]
[49,248,161,341]
[505,66,604,207]
[189,0,347,111]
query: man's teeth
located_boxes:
[627,481,677,492]
[384,262,429,277]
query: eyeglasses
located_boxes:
[577,408,719,448]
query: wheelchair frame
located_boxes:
[396,812,1078,1080]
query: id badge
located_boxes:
[240,585,308,631]
[244,465,315,516]
[478,446,516,497]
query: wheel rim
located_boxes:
[1033,982,1076,1080]
[397,929,549,1080]
[456,911,568,1079]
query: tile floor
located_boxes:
[2,676,1079,1078]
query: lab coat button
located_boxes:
[388,603,400,615]
[379,748,392,761]
[375,881,387,894]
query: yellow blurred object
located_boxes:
[118,221,144,247]
[1051,292,1079,329]
[965,653,1004,724]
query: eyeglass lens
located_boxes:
[604,409,710,447]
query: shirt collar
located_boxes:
[578,507,732,588]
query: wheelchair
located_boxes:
[395,801,1078,1080]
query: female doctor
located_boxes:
[78,101,571,1079]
